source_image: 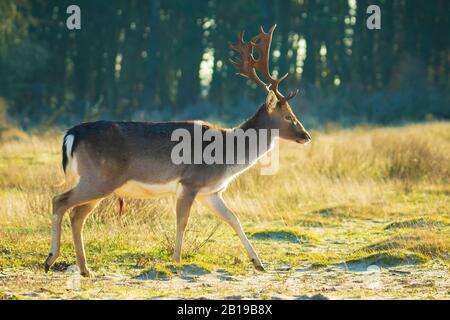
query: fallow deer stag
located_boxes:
[44,24,311,277]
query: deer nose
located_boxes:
[296,131,311,144]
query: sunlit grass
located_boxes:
[0,121,449,298]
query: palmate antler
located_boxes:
[229,24,298,103]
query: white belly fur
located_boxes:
[115,164,254,199]
[114,180,180,199]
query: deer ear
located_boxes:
[265,91,278,111]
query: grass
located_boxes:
[385,217,449,230]
[0,121,449,299]
[247,227,319,243]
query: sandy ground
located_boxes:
[0,261,448,300]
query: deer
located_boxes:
[44,25,311,277]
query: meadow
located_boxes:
[0,122,449,299]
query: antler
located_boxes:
[229,31,270,93]
[229,25,297,103]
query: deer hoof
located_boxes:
[255,264,266,272]
[44,253,54,273]
[80,268,95,278]
[252,259,266,272]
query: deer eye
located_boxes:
[284,115,293,122]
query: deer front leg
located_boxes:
[198,192,265,271]
[173,187,197,263]
[69,200,101,277]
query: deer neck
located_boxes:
[232,105,277,163]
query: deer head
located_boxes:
[230,25,311,144]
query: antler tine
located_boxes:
[230,24,296,102]
[229,31,270,92]
[284,89,299,101]
[249,24,290,101]
[270,72,289,100]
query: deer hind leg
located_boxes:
[44,190,73,272]
[44,179,112,274]
[198,192,265,271]
[70,200,101,277]
[173,187,197,263]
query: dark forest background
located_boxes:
[0,0,449,130]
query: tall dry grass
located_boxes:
[0,122,449,260]
[226,122,450,223]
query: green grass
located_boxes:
[385,217,449,230]
[0,122,449,299]
[247,227,319,243]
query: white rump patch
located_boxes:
[64,134,79,178]
[64,134,75,159]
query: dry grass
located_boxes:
[0,121,449,298]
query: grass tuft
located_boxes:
[248,228,318,243]
[363,230,449,262]
[343,251,429,269]
[385,217,449,230]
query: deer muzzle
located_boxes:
[296,130,311,144]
